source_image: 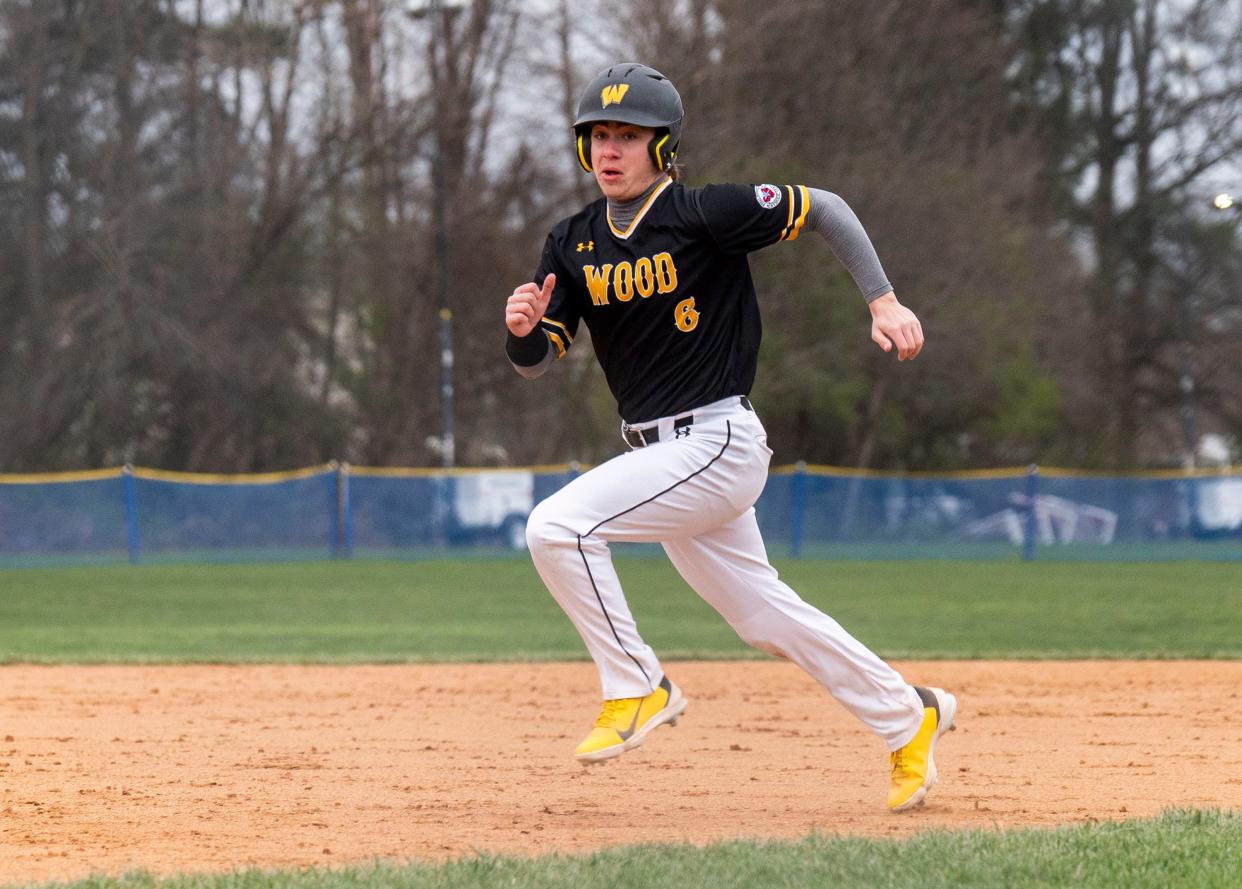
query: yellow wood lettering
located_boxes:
[654,252,677,293]
[585,254,678,307]
[635,257,655,298]
[613,261,634,302]
[584,264,613,306]
[674,296,700,332]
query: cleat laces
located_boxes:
[595,698,633,728]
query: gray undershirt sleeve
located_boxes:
[509,342,554,379]
[806,188,893,303]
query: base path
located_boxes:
[2,661,1240,883]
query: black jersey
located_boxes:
[534,179,810,423]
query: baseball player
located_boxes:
[505,63,956,812]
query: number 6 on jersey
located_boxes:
[674,296,699,332]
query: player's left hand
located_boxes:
[868,292,924,361]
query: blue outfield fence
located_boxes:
[757,464,1241,561]
[0,463,1238,566]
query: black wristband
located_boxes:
[506,328,551,366]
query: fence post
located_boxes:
[329,461,341,559]
[338,462,354,560]
[1022,463,1039,561]
[790,460,808,559]
[122,464,140,565]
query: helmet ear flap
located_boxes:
[648,129,676,171]
[575,129,592,172]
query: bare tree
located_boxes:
[5,0,1229,475]
[1006,0,1242,466]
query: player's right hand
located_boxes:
[868,291,924,361]
[505,273,556,337]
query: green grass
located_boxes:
[7,810,1239,889]
[0,558,1237,662]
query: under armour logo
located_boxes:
[675,426,692,439]
[576,241,594,253]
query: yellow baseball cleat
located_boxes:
[574,675,688,764]
[888,686,957,812]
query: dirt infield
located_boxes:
[2,660,1240,883]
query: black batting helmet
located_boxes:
[572,63,684,173]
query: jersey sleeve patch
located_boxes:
[755,184,783,209]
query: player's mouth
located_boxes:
[599,167,624,183]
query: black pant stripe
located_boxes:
[578,536,652,687]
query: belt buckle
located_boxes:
[624,426,646,448]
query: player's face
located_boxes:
[590,122,663,201]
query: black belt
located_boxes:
[624,416,691,448]
[624,397,753,448]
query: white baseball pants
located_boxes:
[524,396,926,750]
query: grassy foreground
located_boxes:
[0,558,1237,662]
[8,810,1239,889]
